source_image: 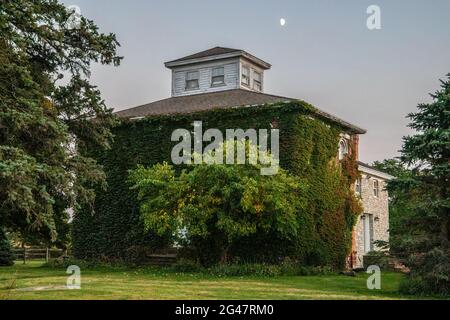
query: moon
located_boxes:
[280,18,286,26]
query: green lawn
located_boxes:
[0,260,441,300]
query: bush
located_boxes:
[363,250,391,270]
[46,257,97,269]
[207,263,281,277]
[170,258,203,273]
[168,257,336,277]
[123,245,156,265]
[0,230,14,266]
[205,262,335,277]
[399,276,426,295]
[400,248,450,295]
[129,157,308,266]
[45,254,336,278]
[46,257,129,271]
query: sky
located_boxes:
[62,0,450,163]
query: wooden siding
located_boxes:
[172,58,240,97]
[239,57,265,93]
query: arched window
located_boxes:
[338,139,348,160]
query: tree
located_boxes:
[387,74,450,295]
[373,159,410,179]
[0,229,14,266]
[0,1,121,243]
[129,154,307,266]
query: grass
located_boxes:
[0,260,444,300]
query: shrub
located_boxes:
[170,258,203,273]
[206,263,281,277]
[123,245,156,265]
[399,276,426,295]
[205,262,334,277]
[167,257,336,277]
[46,257,92,269]
[400,248,450,295]
[46,257,128,271]
[363,250,391,270]
[129,156,308,266]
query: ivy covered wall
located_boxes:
[72,101,362,268]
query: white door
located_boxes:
[363,214,373,253]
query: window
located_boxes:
[241,66,250,86]
[338,139,348,160]
[355,177,362,196]
[211,67,225,86]
[373,179,379,197]
[253,70,262,91]
[185,71,199,90]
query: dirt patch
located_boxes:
[14,285,69,292]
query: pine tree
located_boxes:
[0,0,121,243]
[390,74,450,295]
[0,229,14,266]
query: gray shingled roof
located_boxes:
[114,89,366,134]
[166,47,241,63]
[164,46,272,70]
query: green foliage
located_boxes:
[169,258,203,273]
[206,263,287,277]
[0,229,14,266]
[169,258,335,277]
[73,101,362,268]
[387,74,450,295]
[0,0,121,243]
[45,256,128,270]
[129,157,307,265]
[373,159,410,179]
[399,248,450,296]
[287,116,362,267]
[363,250,391,270]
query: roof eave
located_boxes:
[308,107,366,134]
[165,51,271,70]
[358,162,395,180]
[240,52,272,69]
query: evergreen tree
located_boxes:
[0,229,14,266]
[0,1,121,242]
[389,74,450,295]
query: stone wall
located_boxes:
[353,171,390,268]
